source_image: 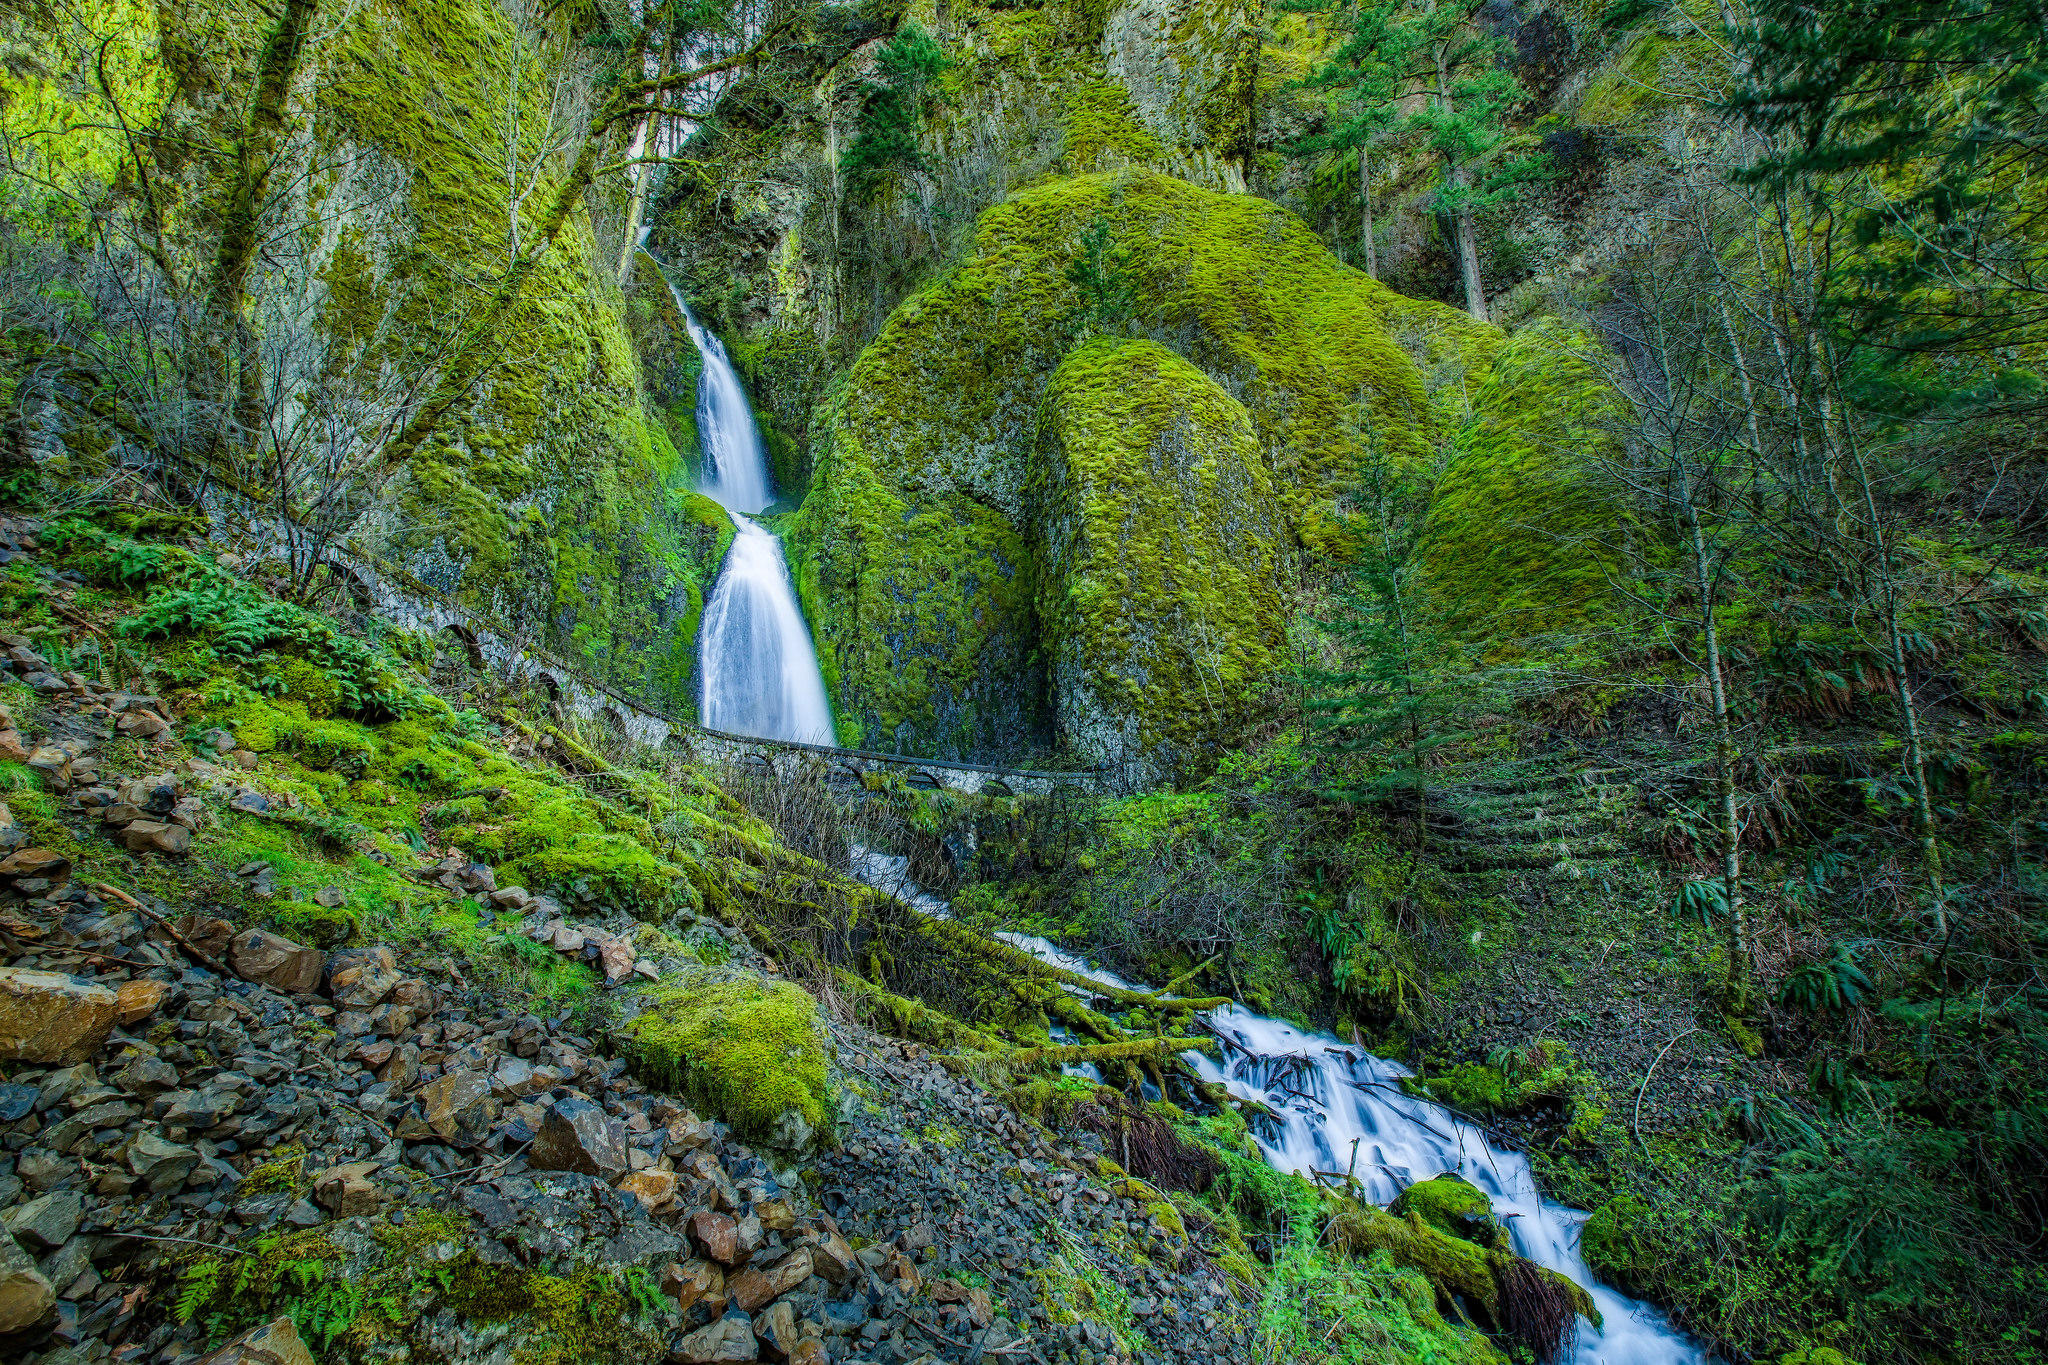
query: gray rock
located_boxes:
[0,1226,54,1333]
[3,1190,83,1251]
[530,1097,631,1181]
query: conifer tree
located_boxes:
[1293,0,1540,319]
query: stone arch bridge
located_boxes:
[229,513,1098,798]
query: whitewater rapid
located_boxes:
[848,849,1707,1365]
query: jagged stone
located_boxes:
[3,1190,82,1251]
[688,1210,739,1265]
[126,1131,199,1192]
[114,978,171,1026]
[529,1096,628,1179]
[0,1227,54,1333]
[754,1299,801,1358]
[0,968,117,1064]
[618,1169,676,1212]
[0,848,70,881]
[661,1259,724,1315]
[194,1315,317,1365]
[118,820,191,855]
[419,1071,495,1148]
[227,929,323,993]
[675,1315,758,1363]
[312,1161,384,1215]
[728,1247,811,1311]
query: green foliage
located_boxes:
[1779,942,1875,1015]
[842,22,949,194]
[1729,0,2048,369]
[1062,214,1138,337]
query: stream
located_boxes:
[850,850,1708,1365]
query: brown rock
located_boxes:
[0,969,118,1064]
[660,1259,724,1315]
[418,1070,495,1148]
[753,1299,801,1359]
[118,820,188,855]
[114,978,172,1026]
[930,1279,995,1328]
[596,935,635,984]
[171,915,233,961]
[807,1227,860,1287]
[227,929,323,994]
[665,1115,714,1154]
[194,1315,317,1365]
[25,746,73,792]
[618,1169,677,1213]
[688,1210,739,1265]
[0,1226,54,1333]
[0,730,27,763]
[116,710,168,739]
[755,1197,797,1233]
[786,1338,829,1365]
[886,1251,922,1295]
[328,961,399,1009]
[727,1247,812,1312]
[312,1161,384,1216]
[168,797,205,830]
[528,1097,629,1180]
[0,848,70,881]
[101,803,144,828]
[379,1042,420,1091]
[389,978,438,1014]
[674,1315,758,1363]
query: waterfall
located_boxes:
[647,249,835,745]
[849,849,1709,1365]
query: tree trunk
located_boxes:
[1454,194,1486,323]
[1360,144,1376,279]
[1689,505,1747,1010]
[615,31,676,286]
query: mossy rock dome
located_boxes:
[790,170,1620,768]
[622,972,834,1152]
[1390,1174,1505,1249]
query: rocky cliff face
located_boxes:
[1,0,722,714]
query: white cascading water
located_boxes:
[650,256,835,745]
[850,850,1708,1365]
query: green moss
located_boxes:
[1062,82,1163,172]
[791,170,1497,758]
[1419,320,1627,640]
[1581,1195,1655,1296]
[1389,1175,1503,1249]
[1033,338,1285,770]
[622,970,833,1149]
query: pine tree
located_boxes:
[1307,429,1482,807]
[1292,0,1543,319]
[1727,0,2048,370]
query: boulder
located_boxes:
[194,1315,318,1365]
[806,1227,860,1286]
[418,1071,495,1148]
[0,1227,54,1333]
[0,968,118,1064]
[786,1338,829,1365]
[528,1097,629,1180]
[118,820,191,856]
[675,1315,759,1363]
[227,929,323,994]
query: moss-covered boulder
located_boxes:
[1391,1175,1505,1249]
[1580,1194,1656,1297]
[622,971,834,1152]
[1033,339,1285,776]
[792,171,1490,761]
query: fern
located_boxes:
[176,1259,222,1323]
[1780,940,1875,1014]
[1670,877,1727,926]
[622,1266,670,1320]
